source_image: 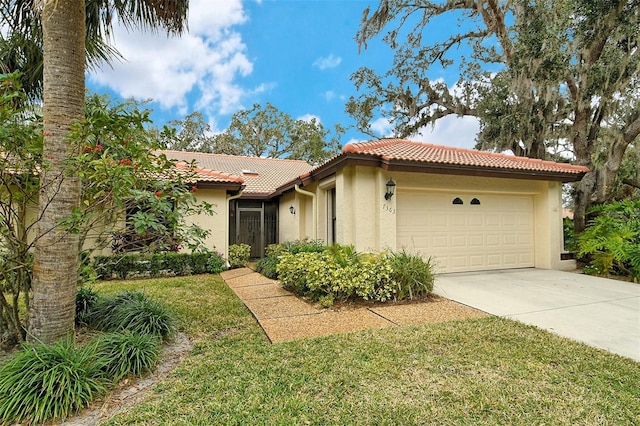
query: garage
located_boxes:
[397,190,535,273]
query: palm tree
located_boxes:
[0,0,189,343]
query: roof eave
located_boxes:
[382,160,588,183]
[196,181,245,192]
[270,152,586,196]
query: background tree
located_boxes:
[156,111,218,153]
[348,0,640,233]
[210,103,344,164]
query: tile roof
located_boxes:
[174,162,244,184]
[342,139,590,175]
[159,150,314,196]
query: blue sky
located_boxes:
[87,0,480,149]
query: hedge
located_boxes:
[92,252,224,280]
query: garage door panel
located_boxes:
[397,191,534,273]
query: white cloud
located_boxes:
[87,0,254,117]
[369,117,394,136]
[313,54,342,70]
[298,113,320,123]
[410,115,480,149]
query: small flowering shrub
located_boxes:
[206,252,227,274]
[276,245,434,305]
[228,243,251,268]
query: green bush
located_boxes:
[276,246,433,305]
[228,243,251,268]
[87,291,175,340]
[206,252,227,273]
[265,243,286,257]
[578,199,640,280]
[284,238,327,254]
[76,286,100,327]
[0,339,105,425]
[93,332,161,382]
[93,252,217,280]
[255,255,280,279]
[387,250,435,299]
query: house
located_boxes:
[163,139,589,273]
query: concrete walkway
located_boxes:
[434,269,640,362]
[220,268,486,343]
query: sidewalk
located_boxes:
[220,268,487,343]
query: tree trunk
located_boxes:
[28,0,85,343]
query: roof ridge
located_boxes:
[157,149,312,164]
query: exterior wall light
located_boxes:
[384,178,396,200]
[289,205,296,215]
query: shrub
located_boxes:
[93,332,161,382]
[255,254,280,279]
[265,243,286,257]
[206,252,227,274]
[284,238,327,254]
[578,199,640,280]
[228,243,251,268]
[87,291,175,340]
[76,286,100,327]
[0,339,105,425]
[277,247,435,305]
[93,251,217,280]
[387,250,435,299]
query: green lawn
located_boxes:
[95,275,640,425]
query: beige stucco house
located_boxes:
[164,139,589,274]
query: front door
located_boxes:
[231,200,278,258]
[236,208,262,258]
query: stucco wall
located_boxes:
[332,167,570,270]
[278,191,298,242]
[185,188,228,256]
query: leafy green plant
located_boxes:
[387,250,435,299]
[93,252,217,280]
[276,247,433,304]
[93,332,161,382]
[563,217,576,252]
[284,238,327,254]
[88,291,175,340]
[578,200,640,280]
[255,255,280,279]
[76,286,100,327]
[206,252,227,274]
[228,243,251,268]
[0,339,105,425]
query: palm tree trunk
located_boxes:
[28,0,85,343]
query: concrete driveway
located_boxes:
[434,269,640,362]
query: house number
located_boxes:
[382,203,396,214]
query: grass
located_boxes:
[92,274,640,425]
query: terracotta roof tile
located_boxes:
[342,139,590,175]
[174,162,244,184]
[159,150,314,195]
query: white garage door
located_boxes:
[397,191,534,273]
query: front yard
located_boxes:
[93,274,639,425]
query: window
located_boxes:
[452,197,464,205]
[470,198,481,205]
[327,187,336,245]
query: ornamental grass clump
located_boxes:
[85,291,175,340]
[0,339,105,425]
[75,285,100,326]
[387,250,435,299]
[93,332,161,382]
